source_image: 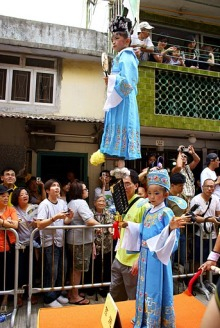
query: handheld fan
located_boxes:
[101,52,109,77]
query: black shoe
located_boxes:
[86,288,96,296]
[98,288,108,297]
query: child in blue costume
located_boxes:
[136,170,188,327]
[123,169,187,327]
[90,16,141,166]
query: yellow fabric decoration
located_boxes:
[90,150,106,166]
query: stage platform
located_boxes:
[37,293,206,328]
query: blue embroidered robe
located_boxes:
[134,205,179,328]
[100,48,141,160]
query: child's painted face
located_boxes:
[147,185,167,207]
[111,33,130,52]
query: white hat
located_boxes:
[139,21,154,30]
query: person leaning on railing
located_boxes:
[90,194,114,297]
[199,45,215,71]
[0,185,19,313]
[11,187,39,307]
[36,179,73,308]
[66,180,100,305]
[182,34,200,68]
[148,34,169,63]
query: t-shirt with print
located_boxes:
[181,165,195,198]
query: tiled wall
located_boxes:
[138,62,220,132]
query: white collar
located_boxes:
[149,201,165,213]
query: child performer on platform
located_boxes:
[90,16,141,166]
[122,169,187,327]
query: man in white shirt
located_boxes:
[200,153,220,198]
[190,178,220,292]
[131,21,154,61]
[190,178,220,264]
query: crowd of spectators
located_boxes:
[0,150,220,311]
[131,21,219,71]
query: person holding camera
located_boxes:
[26,176,46,205]
[172,145,200,204]
[163,45,185,66]
[190,178,220,292]
[94,170,114,210]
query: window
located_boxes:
[11,70,30,101]
[0,69,7,100]
[35,73,54,103]
[0,54,20,65]
[0,54,57,105]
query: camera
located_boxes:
[178,146,189,153]
[36,177,41,183]
[185,204,199,222]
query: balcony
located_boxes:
[138,61,220,134]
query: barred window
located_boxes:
[0,54,56,105]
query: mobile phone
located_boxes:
[64,209,70,214]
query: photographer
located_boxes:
[94,170,114,210]
[172,145,200,203]
[139,153,163,185]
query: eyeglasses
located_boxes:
[123,182,133,188]
[203,185,215,189]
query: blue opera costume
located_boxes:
[135,204,178,328]
[122,170,182,327]
[100,48,141,160]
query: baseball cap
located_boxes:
[139,21,154,30]
[206,153,218,164]
[0,185,11,194]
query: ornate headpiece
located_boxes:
[109,16,132,33]
[147,169,170,191]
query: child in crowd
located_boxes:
[164,45,185,66]
[90,15,141,165]
[122,169,187,327]
[137,186,147,198]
